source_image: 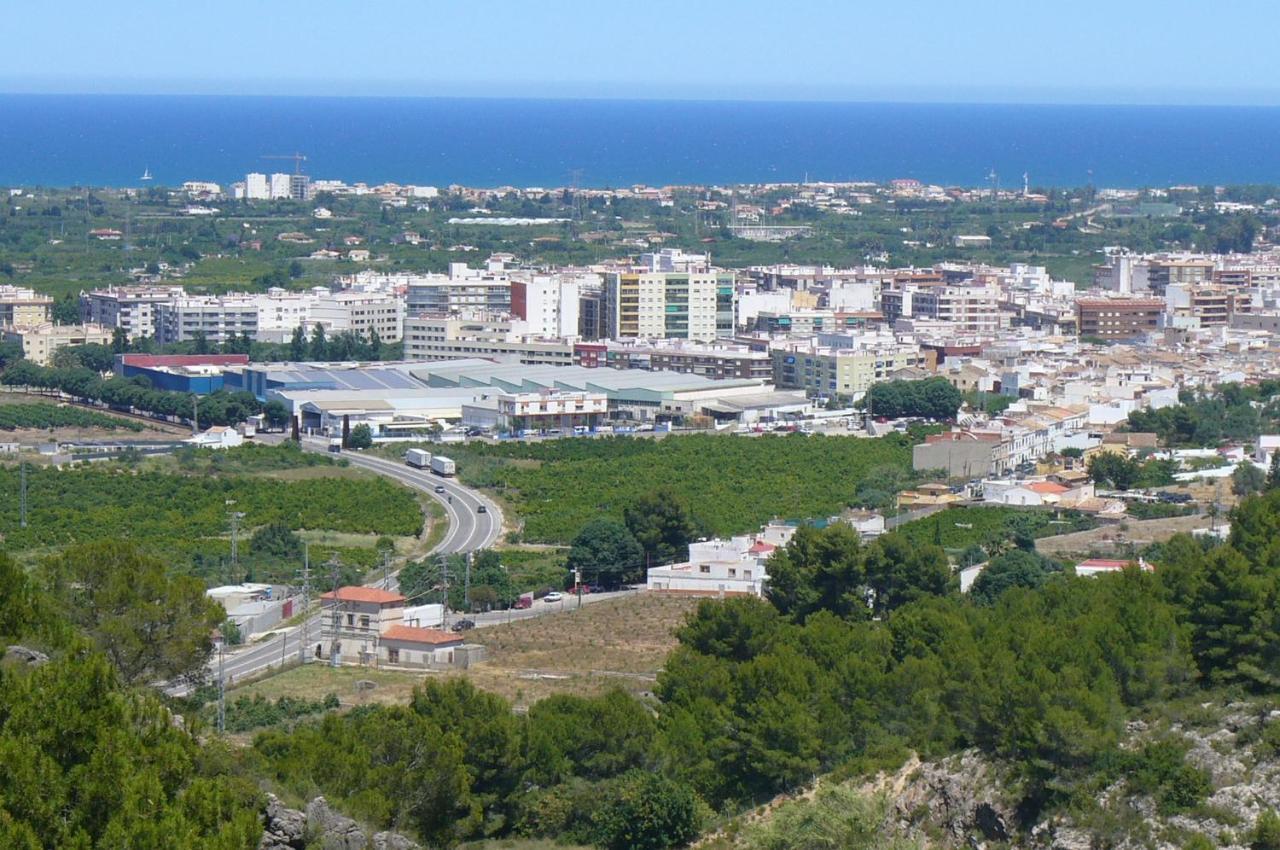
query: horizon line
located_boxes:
[4,81,1280,109]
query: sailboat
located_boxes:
[140,167,153,181]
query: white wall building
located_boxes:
[80,285,183,340]
[269,173,292,200]
[244,173,270,201]
[511,273,582,338]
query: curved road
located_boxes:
[181,440,504,693]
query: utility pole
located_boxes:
[216,637,226,734]
[328,555,342,668]
[440,553,450,629]
[19,462,27,529]
[297,544,311,664]
[463,552,472,615]
[381,549,391,590]
[192,395,199,435]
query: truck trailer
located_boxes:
[404,448,432,469]
[430,455,456,477]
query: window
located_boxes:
[699,565,711,574]
[744,570,752,580]
[346,613,354,626]
[360,615,370,630]
[387,647,399,664]
[728,568,737,577]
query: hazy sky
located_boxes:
[4,0,1279,103]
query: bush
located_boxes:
[589,771,704,850]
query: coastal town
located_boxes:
[4,170,1280,850]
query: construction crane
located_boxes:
[262,152,308,175]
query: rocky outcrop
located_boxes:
[259,794,420,850]
[864,704,1280,850]
[874,750,1017,846]
[2,645,49,667]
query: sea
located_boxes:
[2,94,1280,189]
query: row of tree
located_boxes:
[0,360,262,426]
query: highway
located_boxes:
[175,440,505,694]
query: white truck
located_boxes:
[404,448,432,469]
[430,455,456,477]
[403,603,444,629]
[328,437,343,453]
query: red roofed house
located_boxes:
[318,586,406,665]
[318,586,488,669]
[379,625,471,667]
[1075,558,1155,578]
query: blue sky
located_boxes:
[4,0,1279,103]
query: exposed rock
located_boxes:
[2,645,49,666]
[878,749,1016,845]
[258,794,420,850]
[305,797,373,850]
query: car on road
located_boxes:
[476,504,487,513]
[451,619,475,632]
[434,485,446,494]
[543,591,563,603]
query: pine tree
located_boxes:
[1267,450,1280,490]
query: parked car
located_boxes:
[543,591,563,603]
[451,619,475,632]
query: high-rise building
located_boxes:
[269,173,292,200]
[510,274,583,338]
[244,173,270,200]
[603,270,735,341]
[289,174,311,201]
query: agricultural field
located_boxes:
[0,401,145,432]
[0,444,425,584]
[423,433,919,544]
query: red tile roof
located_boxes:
[120,353,250,367]
[381,625,462,645]
[1027,481,1069,494]
[319,587,405,605]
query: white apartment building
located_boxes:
[510,273,583,337]
[252,288,315,341]
[881,284,1003,334]
[310,291,404,343]
[80,285,183,340]
[244,173,270,201]
[402,264,513,315]
[402,314,574,365]
[604,270,730,341]
[156,295,260,344]
[269,173,292,200]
